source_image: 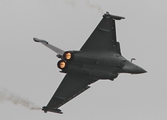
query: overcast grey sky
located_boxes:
[1,0,167,119]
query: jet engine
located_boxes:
[57,60,67,69]
[63,51,74,61]
[57,51,75,70]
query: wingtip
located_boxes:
[33,37,48,44]
[33,37,39,42]
[103,12,125,20]
[42,106,63,114]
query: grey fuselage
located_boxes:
[61,51,146,80]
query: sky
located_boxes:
[1,0,167,119]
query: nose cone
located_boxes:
[135,66,147,74]
[122,61,147,74]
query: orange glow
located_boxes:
[65,52,71,60]
[59,61,66,68]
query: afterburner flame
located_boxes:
[65,52,72,60]
[59,61,66,69]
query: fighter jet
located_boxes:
[34,12,146,114]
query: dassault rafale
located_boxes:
[34,12,146,114]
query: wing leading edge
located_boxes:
[43,74,97,114]
[80,12,124,54]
